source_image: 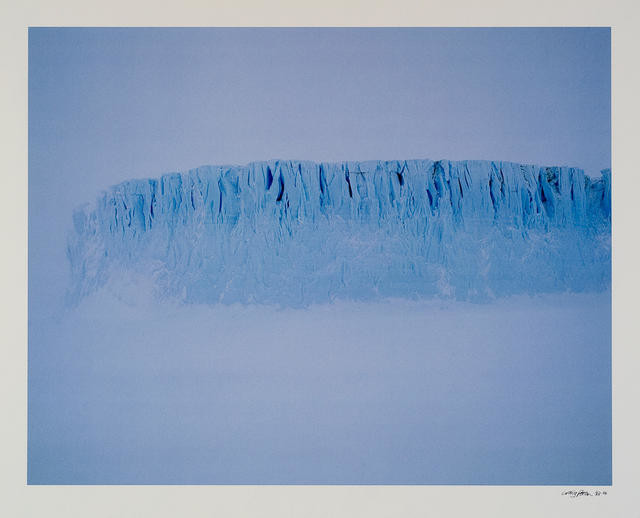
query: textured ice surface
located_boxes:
[67,159,611,305]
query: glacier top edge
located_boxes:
[87,158,609,201]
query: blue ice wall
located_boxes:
[67,159,611,305]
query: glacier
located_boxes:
[66,159,611,306]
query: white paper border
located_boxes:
[2,1,638,516]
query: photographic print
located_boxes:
[28,27,611,485]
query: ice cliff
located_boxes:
[67,159,611,305]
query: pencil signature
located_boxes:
[561,490,608,498]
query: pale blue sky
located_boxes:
[30,27,610,188]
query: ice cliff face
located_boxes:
[67,159,611,305]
